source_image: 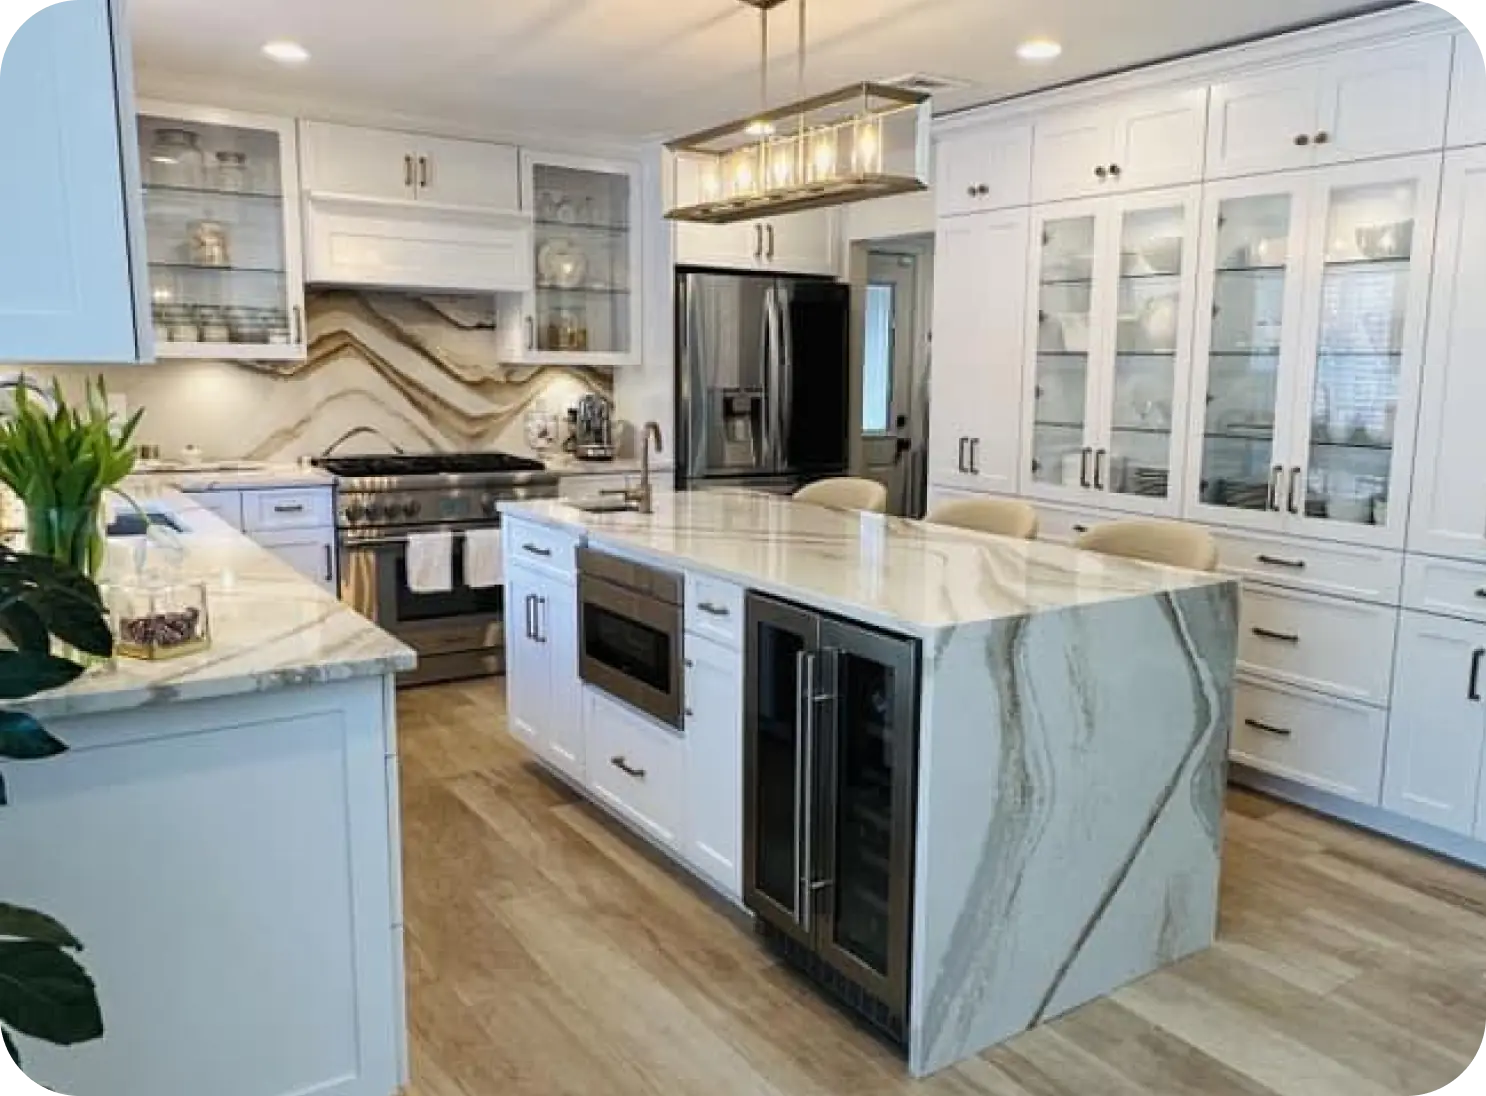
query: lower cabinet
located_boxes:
[684,633,743,898]
[255,528,337,593]
[584,687,684,848]
[183,486,338,593]
[503,561,582,781]
[1382,611,1486,837]
[1231,677,1388,804]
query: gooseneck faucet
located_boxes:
[637,421,663,514]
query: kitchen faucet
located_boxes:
[636,421,663,514]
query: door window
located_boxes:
[862,283,895,435]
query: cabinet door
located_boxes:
[540,578,583,781]
[139,103,307,361]
[1031,110,1113,203]
[1411,148,1486,563]
[684,634,744,898]
[299,121,416,202]
[416,135,519,210]
[0,0,142,362]
[503,565,548,751]
[1286,156,1440,548]
[1448,32,1486,149]
[764,211,838,276]
[1108,90,1209,194]
[1185,176,1312,533]
[1383,611,1486,837]
[672,153,760,270]
[929,210,1030,494]
[935,124,1032,216]
[1206,67,1323,180]
[253,528,337,592]
[1316,37,1452,166]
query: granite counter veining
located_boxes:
[132,462,336,492]
[502,491,1232,636]
[17,483,413,720]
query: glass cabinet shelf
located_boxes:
[534,219,629,234]
[145,183,284,202]
[149,261,286,274]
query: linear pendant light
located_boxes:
[665,0,930,224]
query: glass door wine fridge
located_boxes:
[743,592,920,1045]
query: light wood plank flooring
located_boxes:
[398,680,1486,1096]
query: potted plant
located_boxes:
[0,547,113,1068]
[0,378,143,580]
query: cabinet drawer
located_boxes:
[503,518,577,580]
[1232,679,1386,805]
[1403,556,1486,623]
[241,488,334,532]
[584,689,684,848]
[685,573,744,647]
[1031,502,1115,545]
[1237,587,1396,706]
[186,489,243,530]
[1209,527,1402,604]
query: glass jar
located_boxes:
[149,128,205,189]
[109,580,211,661]
[188,220,231,267]
[214,150,249,192]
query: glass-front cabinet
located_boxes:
[136,102,305,360]
[1185,156,1440,546]
[1023,187,1200,515]
[518,150,643,367]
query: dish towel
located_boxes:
[406,531,454,594]
[463,528,504,589]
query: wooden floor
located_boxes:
[397,680,1486,1096]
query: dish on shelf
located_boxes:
[1139,295,1179,349]
[1355,220,1413,261]
[1223,236,1287,269]
[538,239,588,289]
[1041,313,1089,353]
[1137,236,1183,275]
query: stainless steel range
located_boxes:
[314,452,559,687]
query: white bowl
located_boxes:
[1056,314,1090,353]
[1139,236,1183,275]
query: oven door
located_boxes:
[578,572,683,729]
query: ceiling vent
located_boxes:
[882,73,972,95]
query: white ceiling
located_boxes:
[129,0,1389,144]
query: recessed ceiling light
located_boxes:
[262,40,310,64]
[1017,38,1062,62]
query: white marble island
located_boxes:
[2,486,414,1096]
[500,490,1239,1077]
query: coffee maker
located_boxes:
[568,394,616,461]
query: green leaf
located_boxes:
[3,1026,18,1068]
[0,712,65,760]
[0,907,80,950]
[0,603,48,654]
[0,942,102,1045]
[0,652,83,700]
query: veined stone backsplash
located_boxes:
[26,290,614,462]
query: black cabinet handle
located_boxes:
[1080,447,1092,488]
[418,155,430,188]
[273,503,306,514]
[524,594,536,640]
[610,756,647,780]
[957,437,969,473]
[1267,465,1284,511]
[1094,165,1108,180]
[966,185,978,198]
[525,315,535,350]
[1072,523,1089,534]
[1313,131,1330,146]
[975,183,990,196]
[766,225,776,260]
[1251,626,1300,645]
[1294,134,1312,147]
[404,154,415,187]
[1093,449,1107,490]
[522,543,553,558]
[1471,648,1484,703]
[968,438,981,475]
[1287,467,1301,515]
[323,544,333,583]
[1245,717,1292,738]
[1475,588,1486,600]
[1257,554,1307,570]
[697,602,730,617]
[1108,163,1121,178]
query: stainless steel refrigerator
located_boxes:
[675,269,850,492]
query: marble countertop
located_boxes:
[133,462,335,491]
[18,483,413,720]
[545,455,675,478]
[502,491,1233,637]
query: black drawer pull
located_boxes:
[1257,554,1307,570]
[697,601,731,618]
[522,543,553,558]
[610,756,646,780]
[1471,648,1484,703]
[1072,524,1089,534]
[272,503,306,514]
[1251,626,1300,644]
[1475,588,1486,600]
[1245,718,1292,738]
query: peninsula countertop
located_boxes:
[501,491,1233,637]
[17,483,413,720]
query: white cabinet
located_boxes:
[1206,37,1451,179]
[183,486,337,592]
[585,686,684,848]
[1383,611,1486,836]
[1030,90,1208,203]
[0,0,145,363]
[254,528,337,593]
[415,134,521,211]
[1184,156,1440,547]
[503,561,582,781]
[189,488,244,529]
[1231,677,1387,804]
[1449,32,1486,148]
[299,122,520,210]
[934,124,1033,216]
[672,157,838,275]
[1409,147,1486,563]
[683,634,743,897]
[929,209,1030,495]
[1022,185,1201,516]
[763,210,838,275]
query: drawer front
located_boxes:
[1032,502,1115,545]
[1403,556,1486,624]
[241,487,334,533]
[186,489,243,530]
[1237,588,1397,706]
[685,573,744,648]
[503,518,577,579]
[1231,680,1386,805]
[584,689,684,848]
[1209,527,1402,604]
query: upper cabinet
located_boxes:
[1184,155,1441,548]
[0,0,145,363]
[1207,37,1452,179]
[1030,90,1208,203]
[1448,32,1486,148]
[138,103,305,360]
[671,155,838,276]
[299,122,529,294]
[517,150,643,367]
[935,124,1032,216]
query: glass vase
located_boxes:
[26,501,106,580]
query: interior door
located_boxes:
[743,594,821,947]
[860,252,919,515]
[813,619,919,1021]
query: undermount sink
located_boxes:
[565,496,639,513]
[106,511,184,537]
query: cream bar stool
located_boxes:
[1075,520,1220,572]
[925,497,1039,540]
[792,477,889,514]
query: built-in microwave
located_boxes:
[576,547,684,729]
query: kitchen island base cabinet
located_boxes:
[504,561,582,782]
[684,634,743,899]
[0,678,405,1096]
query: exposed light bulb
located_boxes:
[1016,38,1062,62]
[701,168,721,200]
[744,120,776,138]
[771,144,795,187]
[853,120,881,174]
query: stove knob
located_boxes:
[402,500,421,519]
[363,502,384,521]
[482,495,500,516]
[344,503,366,523]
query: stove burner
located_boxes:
[314,452,548,478]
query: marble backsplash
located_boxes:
[26,290,614,463]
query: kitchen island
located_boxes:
[500,490,1238,1077]
[2,486,414,1096]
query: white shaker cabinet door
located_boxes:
[299,121,418,201]
[0,0,143,362]
[1315,36,1451,166]
[540,577,584,782]
[1206,65,1323,179]
[1107,89,1209,195]
[503,563,550,752]
[935,124,1032,216]
[684,634,744,898]
[1031,109,1112,203]
[416,134,519,210]
[1448,31,1486,149]
[253,528,338,593]
[1409,147,1486,563]
[1383,611,1486,838]
[764,210,839,276]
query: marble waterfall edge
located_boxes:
[908,580,1238,1076]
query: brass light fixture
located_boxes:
[665,0,931,224]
